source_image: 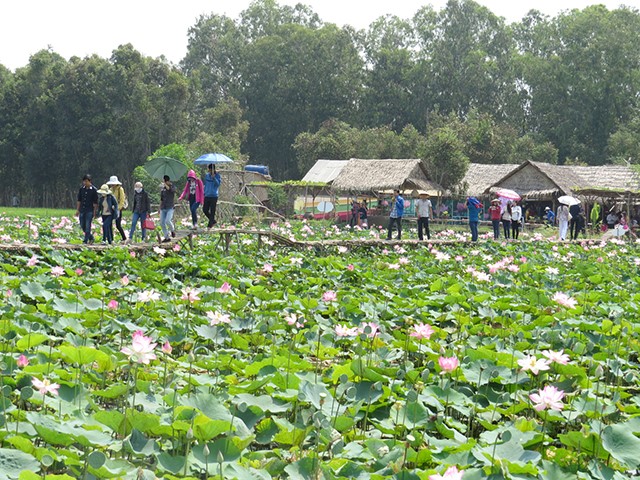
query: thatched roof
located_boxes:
[459,163,519,197]
[301,159,349,184]
[571,165,640,193]
[331,159,442,193]
[486,160,640,199]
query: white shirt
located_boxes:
[511,205,522,222]
[415,199,432,218]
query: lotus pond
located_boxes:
[0,214,640,480]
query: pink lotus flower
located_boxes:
[219,282,232,294]
[410,323,435,340]
[153,246,166,256]
[335,324,359,337]
[107,299,119,310]
[322,290,337,302]
[359,321,379,338]
[552,292,577,309]
[398,257,410,265]
[438,356,459,373]
[173,244,181,252]
[181,287,201,303]
[529,385,565,411]
[429,465,464,480]
[285,313,304,328]
[75,268,84,276]
[121,330,157,364]
[541,350,570,365]
[17,354,29,367]
[121,275,130,286]
[162,341,172,355]
[51,266,65,277]
[5,289,12,298]
[338,246,348,254]
[27,255,39,267]
[262,263,273,273]
[517,355,551,375]
[32,377,60,396]
[346,264,354,271]
[207,311,231,325]
[130,251,136,258]
[388,263,400,270]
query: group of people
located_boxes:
[75,164,221,245]
[487,198,523,240]
[386,190,434,240]
[349,200,369,228]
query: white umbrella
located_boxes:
[495,188,521,201]
[557,195,581,206]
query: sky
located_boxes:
[1,0,638,71]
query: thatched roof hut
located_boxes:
[485,160,640,200]
[301,160,349,184]
[459,163,519,197]
[330,159,442,194]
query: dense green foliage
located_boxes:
[0,213,640,478]
[2,0,640,206]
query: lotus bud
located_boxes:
[203,444,210,457]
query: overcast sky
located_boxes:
[1,0,637,71]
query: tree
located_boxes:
[240,23,363,179]
[423,126,469,192]
[607,116,640,164]
[515,6,640,164]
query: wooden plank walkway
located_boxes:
[0,226,558,254]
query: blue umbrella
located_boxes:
[194,153,234,165]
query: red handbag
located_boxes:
[142,218,156,230]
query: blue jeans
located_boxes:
[129,212,147,241]
[160,208,175,238]
[79,211,94,244]
[102,215,114,244]
[189,200,200,227]
[492,220,500,239]
[469,221,479,242]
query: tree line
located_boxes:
[1,0,640,206]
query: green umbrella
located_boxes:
[144,157,188,180]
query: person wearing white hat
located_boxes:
[97,184,118,244]
[107,175,128,241]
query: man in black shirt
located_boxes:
[76,174,98,244]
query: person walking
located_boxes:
[467,197,482,242]
[488,199,501,239]
[501,201,512,239]
[203,164,222,228]
[415,192,433,240]
[569,203,581,240]
[107,175,127,242]
[557,204,570,241]
[386,190,405,240]
[128,182,151,242]
[511,201,522,239]
[159,175,176,242]
[179,170,204,230]
[76,174,98,244]
[97,184,118,244]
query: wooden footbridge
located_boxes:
[0,227,478,254]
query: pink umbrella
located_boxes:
[495,188,521,201]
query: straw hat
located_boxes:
[106,175,122,186]
[97,184,111,195]
[491,198,500,203]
